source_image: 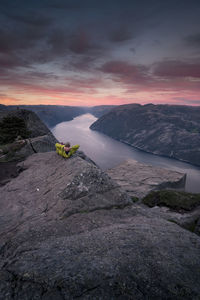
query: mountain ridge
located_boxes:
[0,104,115,127]
[90,103,200,166]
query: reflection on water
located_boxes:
[51,113,200,193]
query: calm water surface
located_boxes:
[52,114,200,193]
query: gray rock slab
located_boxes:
[0,152,131,237]
[0,152,200,299]
[107,159,186,199]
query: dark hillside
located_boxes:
[90,104,200,166]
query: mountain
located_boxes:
[88,105,116,118]
[6,105,87,127]
[90,103,200,166]
[1,105,116,127]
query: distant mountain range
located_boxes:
[90,103,200,166]
[0,105,115,127]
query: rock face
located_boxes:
[90,103,200,166]
[0,152,200,299]
[107,159,186,199]
[141,190,200,236]
[0,109,58,163]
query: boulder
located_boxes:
[0,134,58,164]
[107,159,186,199]
[0,152,200,299]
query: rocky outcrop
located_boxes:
[141,190,200,236]
[0,109,58,163]
[90,103,200,166]
[0,151,200,299]
[107,159,186,199]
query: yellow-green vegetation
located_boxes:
[0,115,30,144]
[142,190,200,212]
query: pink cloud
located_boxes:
[153,60,200,78]
[100,60,149,84]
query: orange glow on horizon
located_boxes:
[0,83,200,107]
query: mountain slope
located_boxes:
[90,104,200,166]
[6,105,87,127]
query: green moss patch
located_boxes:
[132,197,139,203]
[142,190,200,212]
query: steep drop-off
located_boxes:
[90,104,200,166]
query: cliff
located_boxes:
[90,104,200,166]
[1,109,200,298]
[0,109,57,183]
[0,151,200,299]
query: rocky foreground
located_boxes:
[0,151,200,299]
[90,104,200,166]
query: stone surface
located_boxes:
[0,152,200,299]
[107,159,186,199]
[90,103,200,166]
[0,108,58,163]
[0,134,58,163]
[141,190,200,236]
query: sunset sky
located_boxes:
[0,0,200,106]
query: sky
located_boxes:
[0,0,200,107]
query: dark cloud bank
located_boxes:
[0,0,200,105]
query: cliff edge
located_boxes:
[0,151,200,299]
